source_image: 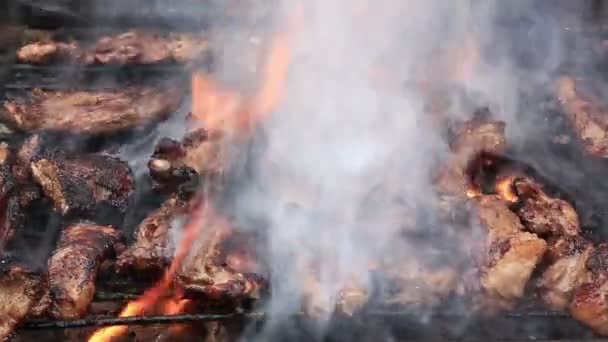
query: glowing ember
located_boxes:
[496,177,518,202]
[466,187,481,198]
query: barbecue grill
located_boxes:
[4,1,608,341]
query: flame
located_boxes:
[495,177,518,202]
[88,201,210,342]
[466,187,481,198]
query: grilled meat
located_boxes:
[434,114,506,198]
[2,86,183,134]
[556,76,608,157]
[177,213,263,306]
[48,223,123,319]
[30,152,134,216]
[538,236,593,310]
[148,129,223,193]
[570,243,608,335]
[470,195,547,313]
[0,261,47,341]
[115,195,192,275]
[16,31,209,65]
[512,177,580,237]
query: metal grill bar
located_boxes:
[21,310,572,330]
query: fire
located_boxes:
[89,5,301,341]
[495,177,518,202]
[466,187,481,198]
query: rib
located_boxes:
[2,86,183,135]
[0,260,47,341]
[556,76,608,157]
[148,129,224,193]
[115,195,192,276]
[30,152,134,216]
[48,223,123,319]
[16,31,209,65]
[512,177,580,237]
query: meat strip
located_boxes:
[2,86,183,135]
[512,177,580,237]
[115,195,192,276]
[570,243,608,335]
[556,76,608,157]
[48,223,123,319]
[16,31,209,65]
[538,236,592,310]
[148,129,224,193]
[468,195,547,313]
[0,260,47,340]
[30,152,134,217]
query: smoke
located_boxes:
[211,0,589,339]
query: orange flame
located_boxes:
[495,177,518,203]
[466,187,481,199]
[89,6,301,341]
[88,201,210,342]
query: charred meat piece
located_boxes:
[31,152,134,216]
[538,236,592,310]
[434,114,506,198]
[115,195,192,275]
[48,223,123,319]
[570,243,608,335]
[512,177,580,237]
[148,129,223,193]
[176,213,263,306]
[469,195,547,313]
[2,86,183,134]
[0,261,47,341]
[556,76,608,157]
[16,31,209,65]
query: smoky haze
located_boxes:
[218,0,588,339]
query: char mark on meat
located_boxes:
[512,177,580,237]
[538,236,592,310]
[16,30,210,65]
[556,76,608,157]
[48,223,123,319]
[570,243,608,336]
[2,86,183,135]
[466,195,547,314]
[30,152,134,218]
[434,114,506,204]
[148,129,223,194]
[0,258,47,341]
[115,195,192,277]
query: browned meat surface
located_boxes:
[434,114,506,198]
[538,236,593,310]
[148,129,224,193]
[556,76,608,157]
[16,31,209,65]
[115,195,192,275]
[48,223,123,319]
[30,152,134,216]
[469,195,547,313]
[513,177,580,236]
[176,213,263,306]
[570,244,608,335]
[16,41,86,64]
[0,262,46,341]
[2,86,183,134]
